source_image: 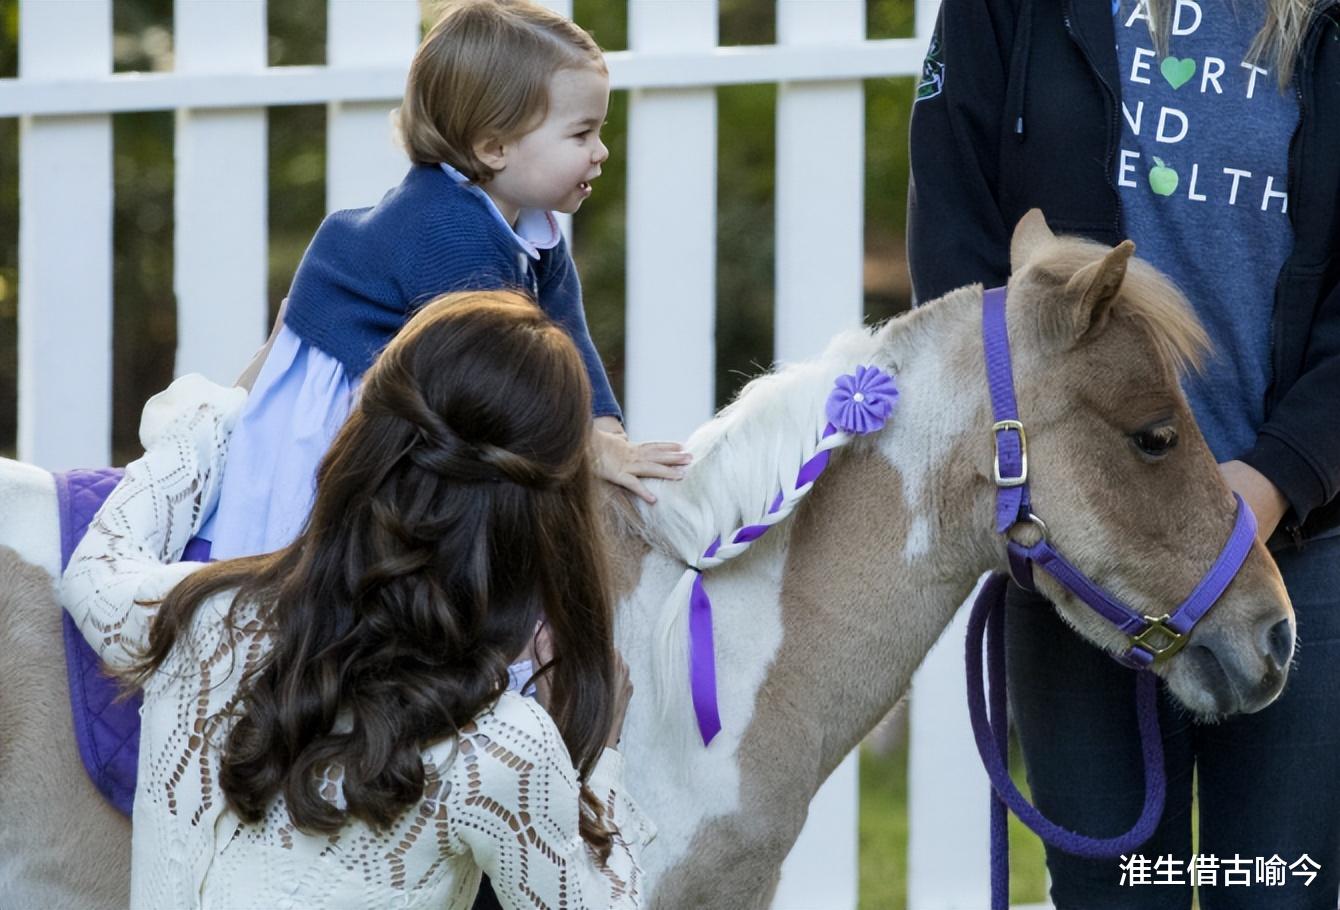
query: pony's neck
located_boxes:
[874,283,1001,578]
[610,285,1009,906]
[768,283,1002,757]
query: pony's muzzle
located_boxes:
[1181,613,1293,716]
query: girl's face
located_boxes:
[479,65,610,225]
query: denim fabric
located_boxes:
[1005,535,1340,910]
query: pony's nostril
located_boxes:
[1266,618,1294,672]
[1185,643,1237,715]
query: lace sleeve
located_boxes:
[450,694,653,909]
[61,374,247,670]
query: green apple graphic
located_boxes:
[1149,157,1178,196]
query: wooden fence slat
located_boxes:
[909,583,994,909]
[0,41,928,118]
[173,0,268,384]
[17,0,114,469]
[771,6,866,903]
[326,0,419,214]
[774,1,865,366]
[624,0,718,443]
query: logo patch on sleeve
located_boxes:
[917,33,946,102]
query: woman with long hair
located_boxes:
[62,291,650,909]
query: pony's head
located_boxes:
[998,210,1293,717]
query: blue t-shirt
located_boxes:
[1114,0,1298,462]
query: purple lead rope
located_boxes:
[967,575,1165,909]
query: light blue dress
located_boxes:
[197,165,558,687]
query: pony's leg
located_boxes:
[0,548,131,910]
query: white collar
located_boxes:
[439,162,561,260]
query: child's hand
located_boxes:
[591,417,691,504]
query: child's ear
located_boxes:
[473,136,507,172]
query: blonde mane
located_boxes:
[631,324,902,728]
[638,326,895,566]
[1032,236,1211,377]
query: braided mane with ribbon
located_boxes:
[677,365,899,745]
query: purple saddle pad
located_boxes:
[55,467,211,817]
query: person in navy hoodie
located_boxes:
[909,0,1340,906]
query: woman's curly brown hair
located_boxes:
[130,290,617,855]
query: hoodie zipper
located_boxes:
[1062,0,1123,239]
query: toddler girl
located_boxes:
[205,0,687,561]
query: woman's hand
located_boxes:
[605,653,633,750]
[591,416,692,505]
[1219,459,1289,542]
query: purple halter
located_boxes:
[969,285,1260,909]
[981,284,1257,667]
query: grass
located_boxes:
[859,721,1050,909]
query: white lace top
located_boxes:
[61,375,652,910]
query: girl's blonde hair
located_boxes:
[1144,0,1318,89]
[397,0,605,182]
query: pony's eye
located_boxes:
[1131,424,1179,459]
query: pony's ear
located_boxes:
[1049,240,1135,347]
[1010,209,1055,272]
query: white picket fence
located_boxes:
[2,1,1026,907]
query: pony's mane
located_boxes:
[641,326,892,565]
[1033,236,1211,376]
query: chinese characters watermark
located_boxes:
[1119,854,1320,887]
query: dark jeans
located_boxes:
[1006,535,1340,910]
[472,876,504,910]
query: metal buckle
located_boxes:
[992,419,1029,487]
[1130,613,1189,662]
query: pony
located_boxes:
[0,212,1294,909]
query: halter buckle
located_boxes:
[1130,613,1189,662]
[992,419,1029,487]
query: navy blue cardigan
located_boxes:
[284,164,621,420]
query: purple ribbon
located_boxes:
[688,366,897,745]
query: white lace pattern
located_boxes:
[61,375,652,910]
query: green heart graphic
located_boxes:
[1160,56,1196,89]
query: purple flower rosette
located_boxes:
[824,364,898,435]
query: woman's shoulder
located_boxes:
[148,589,265,691]
[425,693,577,784]
[474,693,571,757]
